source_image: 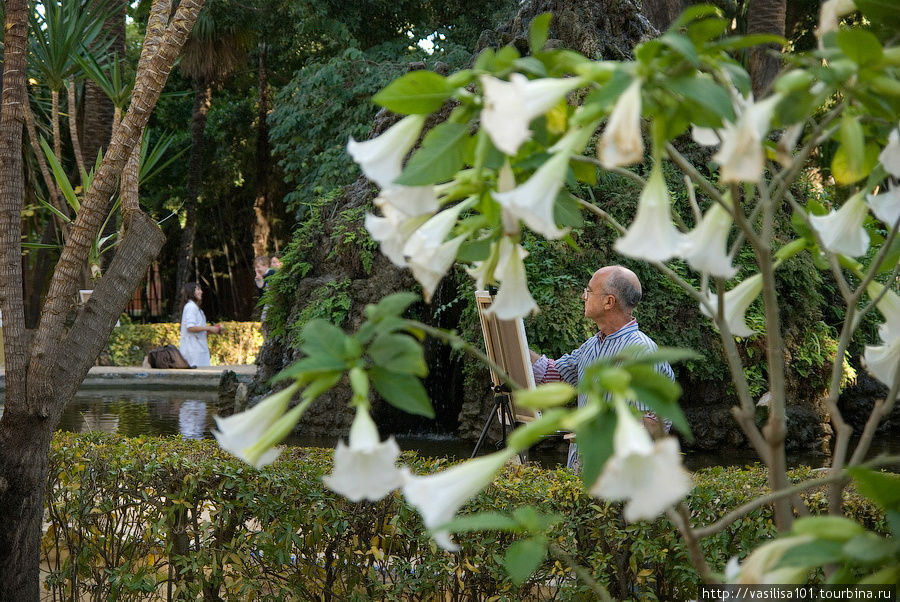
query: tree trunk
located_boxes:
[0,1,204,598]
[748,0,786,98]
[640,0,686,31]
[0,1,39,597]
[172,82,211,319]
[252,42,271,257]
[67,78,87,179]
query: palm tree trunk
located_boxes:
[173,82,211,319]
[0,1,39,598]
[67,78,87,179]
[748,0,786,98]
[252,42,271,257]
[51,89,63,164]
[0,1,205,598]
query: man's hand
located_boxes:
[529,349,541,364]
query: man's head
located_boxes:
[583,265,642,332]
[254,256,269,277]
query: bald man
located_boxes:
[529,265,675,469]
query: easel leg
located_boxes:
[470,402,498,458]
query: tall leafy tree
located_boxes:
[171,2,248,318]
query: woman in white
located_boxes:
[179,283,223,367]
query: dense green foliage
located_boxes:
[43,433,886,601]
[102,321,262,366]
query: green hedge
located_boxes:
[42,434,885,601]
[102,322,263,366]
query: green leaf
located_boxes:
[554,192,583,229]
[503,538,546,586]
[668,75,735,122]
[779,539,844,568]
[626,365,692,440]
[792,516,867,541]
[299,320,348,359]
[576,410,616,490]
[529,13,552,53]
[272,355,345,383]
[713,34,786,52]
[507,410,567,450]
[570,159,597,186]
[37,197,72,223]
[842,533,897,566]
[618,346,702,366]
[848,467,900,511]
[368,333,427,377]
[661,32,699,66]
[513,56,548,77]
[686,17,729,44]
[373,71,454,115]
[832,142,880,185]
[364,292,419,322]
[370,367,434,418]
[40,136,80,212]
[841,114,866,176]
[394,122,468,186]
[457,238,493,262]
[836,29,883,66]
[855,0,900,28]
[439,512,520,534]
[720,61,752,96]
[670,4,723,29]
[512,507,563,531]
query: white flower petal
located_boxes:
[480,74,579,156]
[817,0,857,44]
[614,164,685,262]
[809,192,870,257]
[865,281,900,342]
[486,238,538,320]
[347,115,426,188]
[713,95,780,183]
[864,338,900,395]
[322,409,407,502]
[879,128,900,179]
[866,185,900,229]
[589,403,692,521]
[701,273,763,338]
[213,383,300,468]
[403,201,472,301]
[376,185,439,218]
[492,151,569,240]
[402,449,515,551]
[734,536,815,584]
[365,206,430,267]
[598,80,644,168]
[680,200,737,278]
[691,126,720,147]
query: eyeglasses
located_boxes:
[583,287,615,300]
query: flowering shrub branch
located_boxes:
[215,1,900,588]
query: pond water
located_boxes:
[1,390,897,471]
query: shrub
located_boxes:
[43,434,886,601]
[102,322,263,366]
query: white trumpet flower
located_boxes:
[213,382,301,468]
[480,74,580,156]
[403,201,472,302]
[402,448,516,551]
[598,79,644,168]
[589,400,693,521]
[880,128,900,179]
[680,199,737,278]
[614,164,685,262]
[731,535,815,584]
[376,184,439,218]
[492,150,570,240]
[867,185,900,229]
[817,0,857,45]
[701,273,763,338]
[347,115,426,188]
[322,408,407,502]
[864,338,900,395]
[713,94,781,183]
[487,237,539,320]
[809,192,870,257]
[365,205,431,267]
[866,280,900,342]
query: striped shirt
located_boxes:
[532,320,675,467]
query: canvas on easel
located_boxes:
[474,290,538,425]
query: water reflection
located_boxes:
[1,390,897,470]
